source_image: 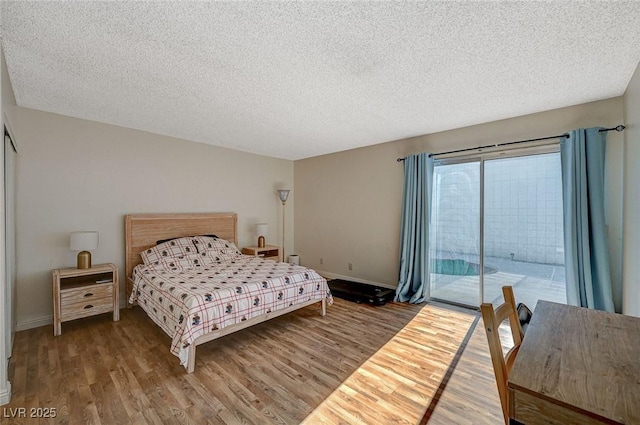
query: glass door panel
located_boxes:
[429,161,481,307]
[482,153,566,310]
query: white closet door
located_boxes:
[4,134,15,359]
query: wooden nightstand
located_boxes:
[242,245,281,261]
[52,263,119,336]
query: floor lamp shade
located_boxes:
[278,189,290,204]
[255,223,268,247]
[70,231,99,269]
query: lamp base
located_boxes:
[258,236,265,248]
[77,251,92,269]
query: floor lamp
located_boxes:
[277,189,290,262]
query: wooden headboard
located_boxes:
[124,213,238,278]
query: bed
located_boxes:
[125,213,331,373]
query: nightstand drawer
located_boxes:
[61,283,113,303]
[60,299,113,321]
[60,284,113,319]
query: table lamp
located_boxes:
[255,223,268,248]
[70,231,99,269]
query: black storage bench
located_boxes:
[327,279,394,306]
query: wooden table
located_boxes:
[507,301,640,425]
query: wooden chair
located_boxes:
[480,286,525,425]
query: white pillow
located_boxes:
[192,235,241,256]
[140,237,198,265]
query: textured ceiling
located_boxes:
[1,1,640,160]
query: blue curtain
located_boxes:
[560,128,614,312]
[395,153,434,303]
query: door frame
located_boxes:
[430,143,561,307]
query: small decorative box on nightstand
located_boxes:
[52,263,119,336]
[242,245,281,261]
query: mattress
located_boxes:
[129,254,332,366]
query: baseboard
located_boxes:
[15,315,52,332]
[315,271,397,290]
[0,381,11,406]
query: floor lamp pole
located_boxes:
[281,203,285,262]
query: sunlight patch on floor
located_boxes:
[301,303,476,424]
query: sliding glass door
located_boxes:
[429,149,567,309]
[429,160,481,307]
[482,153,566,308]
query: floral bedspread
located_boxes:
[130,254,332,367]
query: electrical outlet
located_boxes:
[320,258,323,265]
[348,263,353,271]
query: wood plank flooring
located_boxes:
[4,298,502,424]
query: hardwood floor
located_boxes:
[4,298,502,424]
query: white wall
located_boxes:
[295,97,625,310]
[10,107,294,330]
[623,61,640,317]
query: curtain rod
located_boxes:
[396,124,626,162]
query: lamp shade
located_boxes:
[70,231,99,251]
[255,223,269,237]
[278,189,290,204]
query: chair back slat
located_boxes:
[480,286,525,425]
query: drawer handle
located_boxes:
[84,305,94,309]
[84,293,94,298]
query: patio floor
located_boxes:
[430,255,566,310]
